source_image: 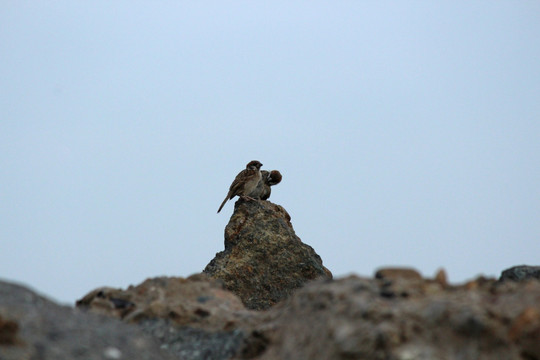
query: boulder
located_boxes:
[76,274,255,360]
[204,199,332,310]
[0,280,175,360]
[500,265,540,282]
[76,274,250,331]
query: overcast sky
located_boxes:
[1,2,539,304]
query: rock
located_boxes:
[204,199,332,310]
[508,307,540,359]
[0,315,20,346]
[76,274,256,360]
[500,265,540,282]
[76,274,250,331]
[141,319,245,360]
[247,275,540,360]
[374,267,442,299]
[6,263,540,360]
[0,280,176,360]
[375,267,422,281]
[434,268,449,287]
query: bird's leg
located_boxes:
[240,195,257,201]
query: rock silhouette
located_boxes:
[204,199,332,310]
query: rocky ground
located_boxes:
[1,199,539,360]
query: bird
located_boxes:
[250,170,282,200]
[217,160,263,213]
[263,170,282,200]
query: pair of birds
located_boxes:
[217,160,282,213]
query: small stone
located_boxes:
[375,268,422,281]
[434,268,448,287]
[104,347,122,359]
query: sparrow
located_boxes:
[250,170,282,200]
[217,160,263,213]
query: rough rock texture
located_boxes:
[76,274,251,330]
[4,265,540,360]
[204,199,332,310]
[76,274,255,360]
[500,265,540,282]
[141,320,244,360]
[249,273,540,360]
[0,280,176,360]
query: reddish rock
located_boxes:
[0,315,20,345]
[434,268,449,287]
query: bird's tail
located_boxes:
[217,195,229,213]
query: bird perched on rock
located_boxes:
[262,170,282,200]
[217,160,263,213]
[250,170,282,200]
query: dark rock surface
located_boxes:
[140,319,245,360]
[0,280,176,360]
[500,265,540,282]
[204,199,332,310]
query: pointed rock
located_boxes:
[204,199,332,310]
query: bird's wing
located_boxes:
[228,169,249,198]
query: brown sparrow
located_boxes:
[250,170,282,200]
[217,160,263,213]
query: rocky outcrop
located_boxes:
[3,266,540,360]
[204,199,332,310]
[0,280,176,360]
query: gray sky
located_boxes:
[1,2,539,304]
